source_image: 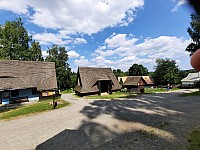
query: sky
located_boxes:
[0,0,195,72]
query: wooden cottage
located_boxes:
[0,60,57,104]
[123,76,147,93]
[74,67,121,96]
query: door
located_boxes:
[100,80,112,93]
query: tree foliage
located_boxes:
[179,69,196,79]
[113,69,127,78]
[69,72,77,88]
[128,64,148,76]
[153,58,180,85]
[45,45,70,91]
[186,12,200,55]
[0,17,43,61]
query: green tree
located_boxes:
[113,69,127,78]
[28,41,43,61]
[153,58,180,85]
[186,12,200,55]
[70,72,77,88]
[179,69,196,79]
[0,17,43,60]
[128,64,148,76]
[45,45,70,91]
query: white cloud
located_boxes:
[0,0,28,14]
[137,36,190,59]
[0,0,144,35]
[171,0,187,12]
[33,32,71,45]
[68,51,80,58]
[74,56,91,67]
[74,38,87,45]
[42,50,48,58]
[91,34,191,71]
[105,33,138,48]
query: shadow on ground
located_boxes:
[36,91,200,150]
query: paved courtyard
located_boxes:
[0,89,200,150]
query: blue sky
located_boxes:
[0,0,194,72]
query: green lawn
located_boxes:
[85,91,137,99]
[144,87,179,94]
[78,88,180,99]
[60,89,74,94]
[180,91,200,97]
[144,88,167,93]
[0,99,70,120]
[188,128,200,150]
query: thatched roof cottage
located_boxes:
[74,67,121,96]
[0,60,57,104]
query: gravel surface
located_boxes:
[0,89,200,150]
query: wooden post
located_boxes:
[108,81,112,94]
[52,91,57,109]
[98,81,101,95]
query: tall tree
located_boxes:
[0,17,43,60]
[186,12,200,55]
[69,72,77,88]
[128,64,148,76]
[28,41,43,61]
[46,45,70,91]
[153,58,180,85]
[113,69,127,78]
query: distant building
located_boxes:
[122,76,147,92]
[118,76,153,86]
[0,60,57,104]
[181,72,200,87]
[74,67,121,96]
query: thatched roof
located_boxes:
[123,76,142,86]
[0,60,57,91]
[74,67,121,94]
[142,76,154,85]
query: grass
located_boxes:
[180,91,200,97]
[85,91,137,99]
[144,87,179,94]
[84,87,181,99]
[188,127,200,150]
[144,88,167,93]
[0,99,70,120]
[60,88,74,94]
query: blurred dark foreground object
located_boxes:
[187,0,200,71]
[187,0,200,14]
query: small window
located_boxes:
[11,90,19,97]
[32,88,39,95]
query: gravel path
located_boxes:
[0,89,200,150]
